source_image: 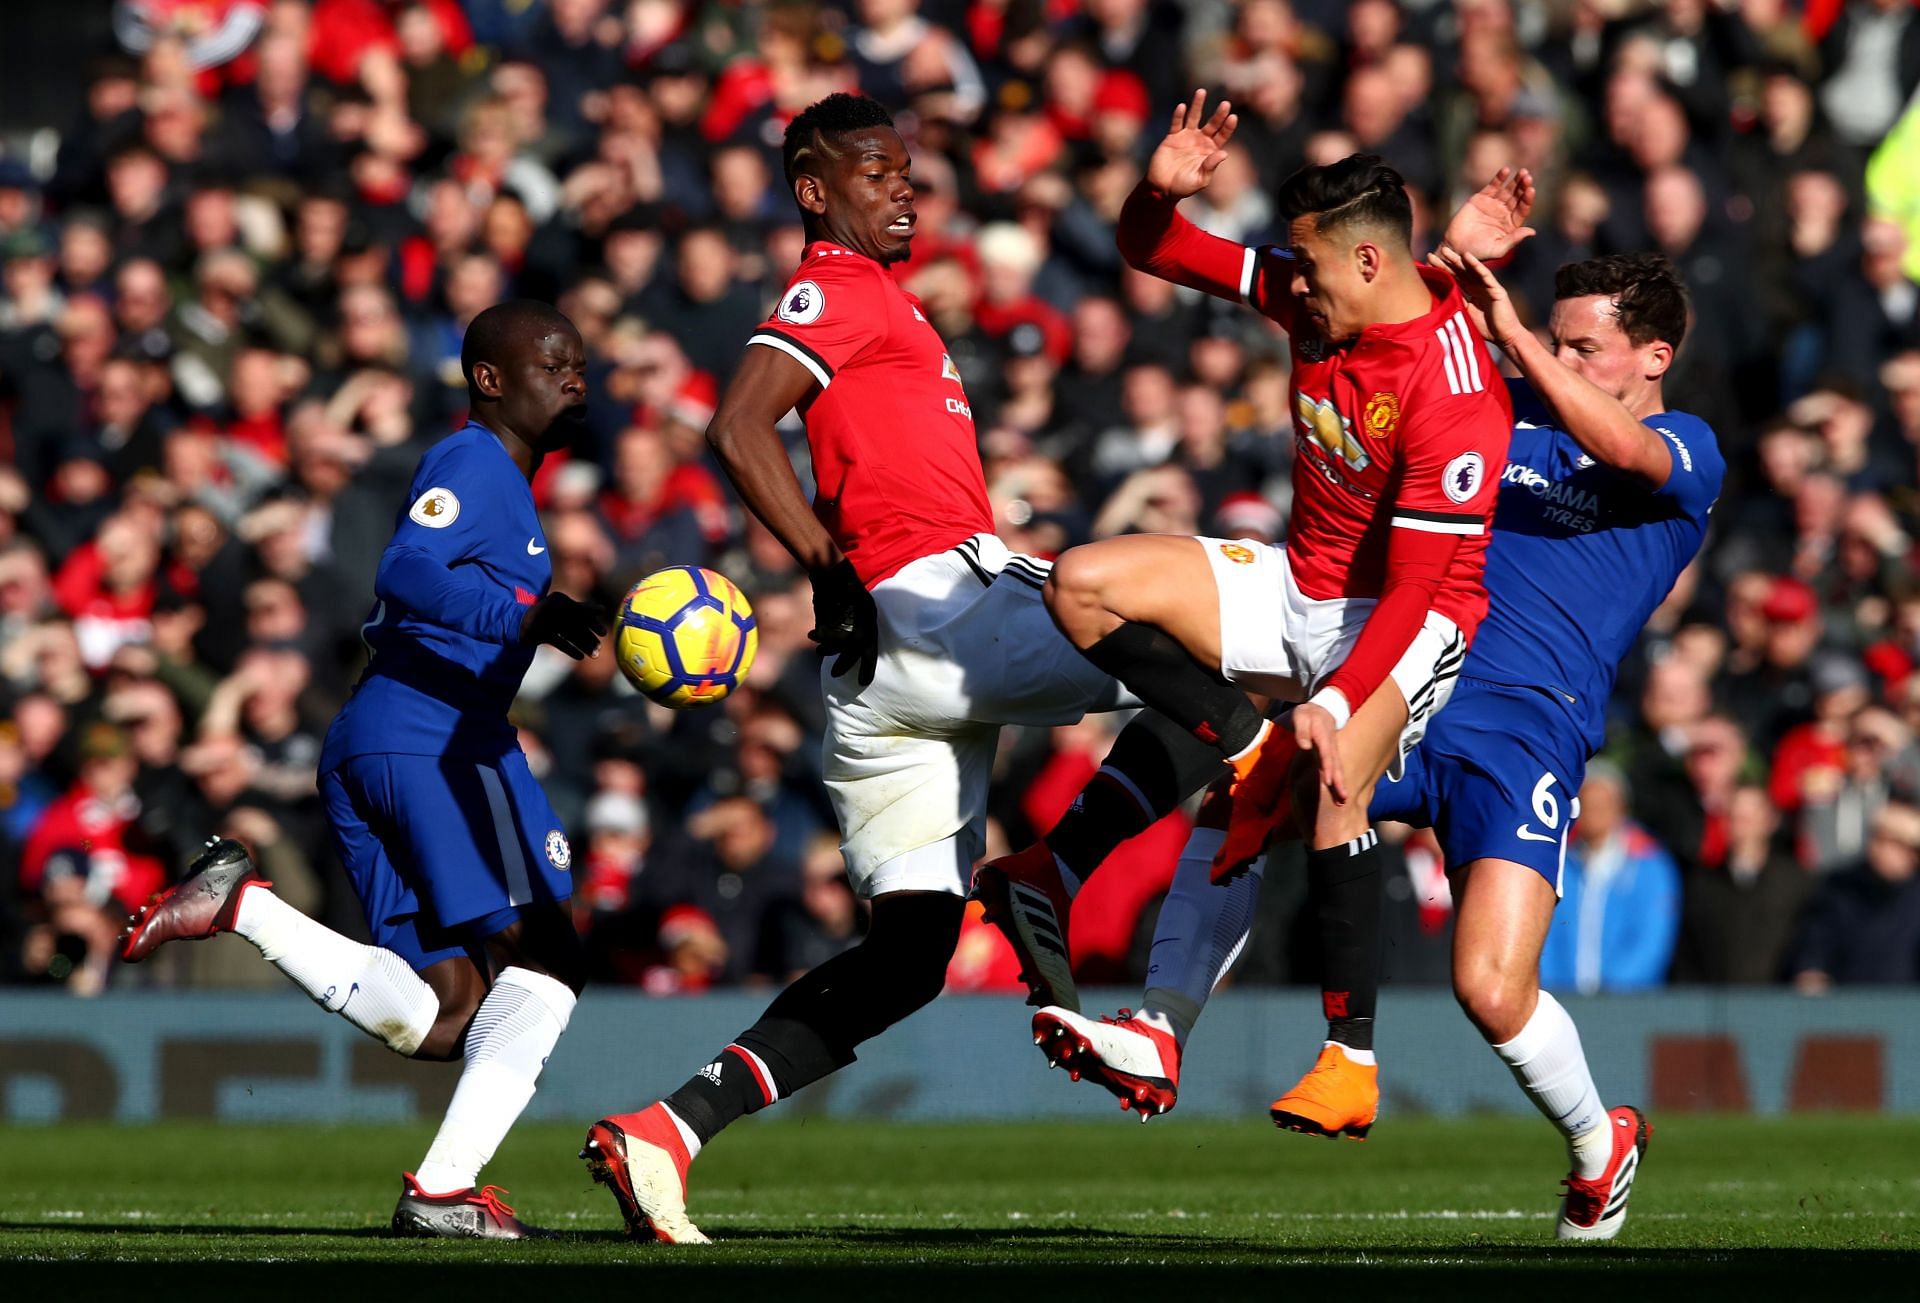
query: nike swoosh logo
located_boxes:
[1516,825,1558,844]
[527,540,546,555]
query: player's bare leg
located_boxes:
[586,890,964,1242]
[1268,683,1405,1139]
[1451,857,1650,1240]
[1045,537,1275,761]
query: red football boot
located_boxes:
[119,837,268,963]
[581,1103,710,1244]
[973,842,1078,1010]
[1032,1006,1181,1121]
[1558,1106,1652,1241]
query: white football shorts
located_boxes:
[1197,535,1466,773]
[823,534,1135,898]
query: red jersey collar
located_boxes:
[804,240,873,265]
[1350,262,1465,349]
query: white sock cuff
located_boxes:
[493,966,578,1019]
[1492,989,1566,1067]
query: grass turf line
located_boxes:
[3,1116,1917,1298]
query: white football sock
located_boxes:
[233,883,439,1056]
[1491,989,1610,1179]
[1139,827,1262,1048]
[414,966,576,1192]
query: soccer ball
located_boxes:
[615,566,758,708]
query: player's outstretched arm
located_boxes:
[1436,167,1537,267]
[706,345,878,684]
[1436,248,1672,488]
[1115,91,1281,315]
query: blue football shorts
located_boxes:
[1369,677,1589,894]
[321,749,574,971]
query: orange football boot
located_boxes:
[1211,720,1299,882]
[1270,1043,1379,1140]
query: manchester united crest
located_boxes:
[1363,391,1400,438]
[1218,543,1256,565]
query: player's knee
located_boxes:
[1043,547,1112,637]
[1454,963,1534,1043]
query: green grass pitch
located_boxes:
[3,1116,1917,1299]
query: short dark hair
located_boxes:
[1554,253,1689,352]
[782,93,897,189]
[460,299,576,388]
[1275,154,1413,245]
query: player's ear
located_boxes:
[1354,238,1381,283]
[794,172,827,217]
[471,359,503,399]
[1645,338,1674,381]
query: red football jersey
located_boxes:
[750,242,994,587]
[1240,256,1512,639]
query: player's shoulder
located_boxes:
[773,244,891,317]
[410,424,510,501]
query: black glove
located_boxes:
[520,591,608,660]
[809,558,879,686]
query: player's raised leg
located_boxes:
[121,836,456,1057]
[585,888,964,1243]
[1044,535,1273,766]
[979,535,1291,1009]
[1451,856,1650,1240]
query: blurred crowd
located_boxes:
[3,0,1920,997]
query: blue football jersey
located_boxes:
[321,423,550,764]
[1464,381,1724,753]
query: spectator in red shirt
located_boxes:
[52,513,160,671]
[308,0,470,90]
[20,723,168,992]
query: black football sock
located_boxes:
[1047,709,1224,882]
[663,894,965,1145]
[1078,622,1265,758]
[1306,830,1384,1053]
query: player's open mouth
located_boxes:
[887,213,915,235]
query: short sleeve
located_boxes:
[1644,413,1724,515]
[1388,388,1510,535]
[747,258,887,390]
[388,442,499,563]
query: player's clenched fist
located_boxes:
[521,591,608,659]
[808,558,879,686]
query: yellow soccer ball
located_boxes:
[615,566,758,708]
